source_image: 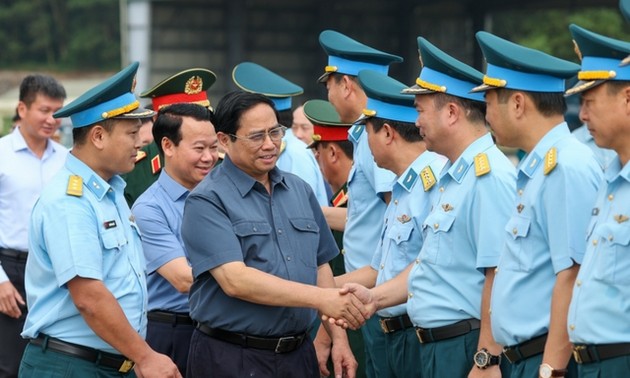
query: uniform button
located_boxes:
[287,256,292,261]
[415,258,420,264]
[380,264,384,269]
[434,223,439,229]
[576,280,582,287]
[408,292,413,298]
[608,235,614,242]
[489,309,492,315]
[608,194,614,201]
[512,228,518,235]
[593,239,598,246]
[495,267,499,273]
[394,200,398,205]
[518,189,523,196]
[569,324,575,331]
[278,229,282,234]
[397,235,401,240]
[340,249,345,255]
[307,224,311,229]
[439,187,444,192]
[253,227,257,232]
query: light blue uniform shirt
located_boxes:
[22,153,147,354]
[344,125,396,272]
[371,151,446,318]
[0,127,67,282]
[568,157,630,344]
[277,131,329,206]
[572,124,616,171]
[491,123,602,346]
[407,133,515,328]
[133,170,190,313]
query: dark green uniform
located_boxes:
[122,142,162,207]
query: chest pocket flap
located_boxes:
[386,222,414,245]
[233,221,272,237]
[505,215,530,240]
[289,218,320,234]
[423,211,455,234]
[101,229,127,250]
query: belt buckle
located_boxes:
[572,345,586,364]
[379,319,390,334]
[275,336,295,353]
[415,328,426,344]
[118,359,135,373]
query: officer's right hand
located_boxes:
[0,280,25,318]
[134,351,182,378]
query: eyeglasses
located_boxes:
[230,125,287,147]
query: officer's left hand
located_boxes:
[331,339,358,378]
[0,281,25,318]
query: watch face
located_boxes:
[539,364,552,378]
[474,350,489,367]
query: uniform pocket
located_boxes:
[289,218,320,268]
[593,223,630,285]
[501,215,533,272]
[421,212,455,266]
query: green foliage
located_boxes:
[492,8,630,62]
[0,0,120,71]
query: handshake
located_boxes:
[319,283,378,330]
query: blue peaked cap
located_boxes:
[232,62,303,111]
[358,70,417,123]
[54,62,154,128]
[403,37,484,102]
[318,30,403,83]
[472,31,580,93]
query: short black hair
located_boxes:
[433,93,486,124]
[72,119,117,146]
[496,88,566,117]
[153,103,214,155]
[321,140,354,160]
[277,109,293,128]
[19,74,66,107]
[214,91,279,140]
[367,117,422,143]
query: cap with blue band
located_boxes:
[232,62,303,111]
[358,70,417,124]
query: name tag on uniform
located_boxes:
[104,220,117,229]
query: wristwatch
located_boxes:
[473,348,501,369]
[539,363,568,377]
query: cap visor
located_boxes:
[401,84,435,95]
[565,80,605,97]
[317,72,331,83]
[112,107,156,119]
[470,83,495,93]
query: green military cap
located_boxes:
[566,24,630,95]
[403,37,484,102]
[318,30,403,83]
[472,31,580,93]
[140,68,216,110]
[303,99,352,148]
[232,62,303,111]
[54,62,154,128]
[357,70,416,123]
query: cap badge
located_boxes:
[185,76,203,95]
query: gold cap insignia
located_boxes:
[66,175,83,197]
[474,153,491,177]
[312,134,322,142]
[185,76,203,95]
[543,147,557,175]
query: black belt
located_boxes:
[502,333,547,363]
[573,343,630,364]
[0,248,28,262]
[30,334,134,373]
[415,318,480,344]
[196,323,307,353]
[379,314,413,334]
[147,310,194,325]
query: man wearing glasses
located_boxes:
[181,91,364,378]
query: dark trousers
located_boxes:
[577,354,630,378]
[146,319,194,377]
[186,328,319,378]
[510,352,577,377]
[0,254,28,378]
[19,343,136,378]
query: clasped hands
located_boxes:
[320,283,376,330]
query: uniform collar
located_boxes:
[395,151,438,192]
[66,153,124,200]
[605,157,630,184]
[158,169,189,202]
[222,154,288,197]
[12,126,58,156]
[442,133,494,184]
[518,122,569,178]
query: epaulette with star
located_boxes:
[474,153,491,177]
[543,147,557,175]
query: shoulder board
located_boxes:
[331,186,348,207]
[474,153,491,177]
[135,150,147,163]
[66,175,83,197]
[543,147,557,175]
[420,166,437,192]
